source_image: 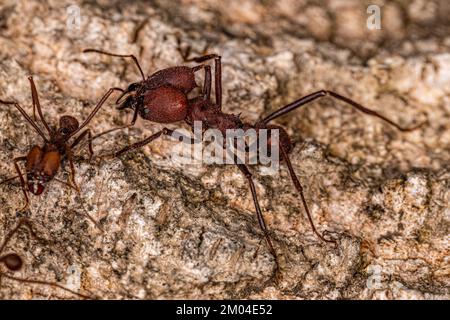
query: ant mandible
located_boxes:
[0,218,94,299]
[83,47,423,273]
[0,76,121,213]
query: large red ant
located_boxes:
[0,76,121,213]
[83,48,423,274]
[0,218,94,299]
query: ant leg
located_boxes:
[83,49,145,81]
[68,87,123,138]
[105,127,200,158]
[0,175,20,186]
[280,147,337,246]
[112,127,176,157]
[0,274,95,299]
[52,178,79,192]
[28,76,51,134]
[261,90,425,131]
[181,53,219,64]
[71,129,94,161]
[0,218,33,254]
[234,162,280,274]
[202,65,212,100]
[12,157,29,213]
[192,64,212,100]
[0,218,47,256]
[90,106,138,142]
[213,55,222,108]
[186,54,222,108]
[0,100,49,142]
[64,146,80,193]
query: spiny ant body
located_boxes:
[0,76,119,213]
[84,47,424,275]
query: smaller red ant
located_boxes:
[0,76,121,213]
[0,218,94,299]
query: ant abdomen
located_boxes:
[142,85,188,123]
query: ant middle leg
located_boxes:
[234,162,280,275]
[279,147,338,246]
[64,146,80,193]
[260,90,425,131]
[71,129,94,161]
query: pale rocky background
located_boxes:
[0,0,448,299]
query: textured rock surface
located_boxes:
[0,0,448,299]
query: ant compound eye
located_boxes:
[127,83,139,92]
[1,253,23,271]
[60,128,69,135]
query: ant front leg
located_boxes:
[192,64,212,100]
[187,54,222,109]
[88,105,139,145]
[12,157,29,214]
[261,90,426,131]
[83,49,145,81]
[28,76,52,134]
[111,127,177,158]
[177,42,222,107]
[68,87,124,139]
[0,100,49,142]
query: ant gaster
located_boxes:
[0,76,121,213]
[83,48,423,273]
[0,218,94,299]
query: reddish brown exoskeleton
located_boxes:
[0,76,120,213]
[83,48,424,275]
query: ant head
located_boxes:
[0,253,23,271]
[116,82,142,110]
[126,82,140,93]
[27,173,46,195]
[58,115,80,136]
